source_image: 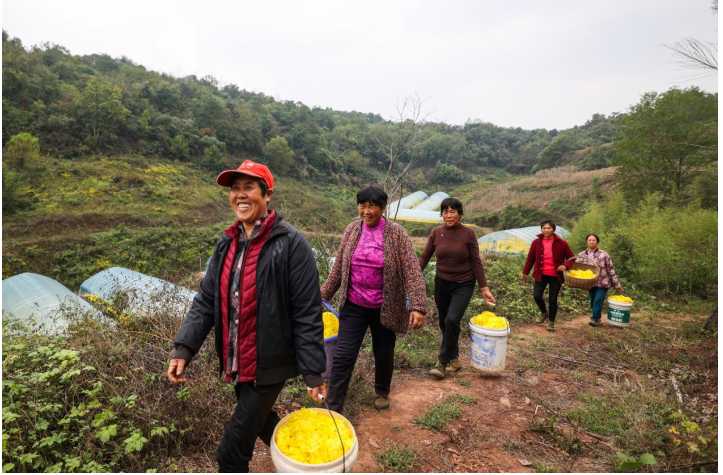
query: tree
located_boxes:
[614,87,717,205]
[264,136,294,175]
[372,94,426,207]
[75,77,129,151]
[666,1,717,71]
[4,132,41,169]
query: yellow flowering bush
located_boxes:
[470,311,509,330]
[609,294,634,304]
[567,269,596,279]
[275,408,355,464]
[322,311,339,339]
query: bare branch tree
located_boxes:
[667,38,718,71]
[666,1,718,71]
[373,94,428,218]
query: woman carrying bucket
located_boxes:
[574,234,623,327]
[419,197,496,379]
[321,186,427,412]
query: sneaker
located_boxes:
[373,396,390,410]
[546,320,556,332]
[429,365,446,379]
[536,312,548,324]
[588,320,601,327]
[445,359,462,373]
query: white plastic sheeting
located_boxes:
[2,273,99,334]
[79,267,196,318]
[478,226,571,255]
[386,191,450,224]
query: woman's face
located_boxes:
[442,207,461,227]
[358,201,384,226]
[586,235,599,249]
[541,224,555,237]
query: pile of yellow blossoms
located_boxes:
[275,408,355,464]
[609,294,634,304]
[470,311,509,330]
[322,311,339,339]
[567,269,596,279]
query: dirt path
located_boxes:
[250,314,608,472]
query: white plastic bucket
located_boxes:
[606,299,633,327]
[469,321,511,374]
[270,408,359,473]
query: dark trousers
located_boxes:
[533,275,563,322]
[589,287,608,322]
[434,277,475,365]
[216,381,285,472]
[327,301,396,413]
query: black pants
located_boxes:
[434,277,475,365]
[533,275,562,322]
[327,301,396,413]
[216,381,285,472]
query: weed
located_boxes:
[375,444,417,472]
[456,379,472,388]
[532,462,558,472]
[414,397,463,432]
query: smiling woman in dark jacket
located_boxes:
[167,160,325,473]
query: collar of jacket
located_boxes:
[222,210,287,241]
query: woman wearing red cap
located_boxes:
[167,160,326,472]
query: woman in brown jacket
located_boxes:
[321,185,427,412]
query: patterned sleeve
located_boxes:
[606,253,621,288]
[320,222,352,301]
[397,226,428,315]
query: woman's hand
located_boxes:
[409,311,425,330]
[557,265,567,272]
[307,383,328,404]
[481,287,496,306]
[520,272,529,283]
[615,285,624,293]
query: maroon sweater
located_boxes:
[419,223,487,288]
[523,233,575,282]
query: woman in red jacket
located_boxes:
[521,220,575,332]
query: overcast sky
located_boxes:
[3,0,718,130]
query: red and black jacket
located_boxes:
[522,233,576,282]
[173,213,325,387]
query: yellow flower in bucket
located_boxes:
[609,294,633,304]
[322,311,339,340]
[470,310,509,330]
[275,408,356,464]
[568,269,596,279]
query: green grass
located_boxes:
[394,322,439,369]
[414,396,463,432]
[375,444,417,472]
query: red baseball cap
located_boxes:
[216,160,275,191]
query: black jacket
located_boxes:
[173,215,325,387]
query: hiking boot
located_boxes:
[536,312,548,324]
[546,320,556,332]
[373,396,390,410]
[445,359,462,373]
[588,319,602,327]
[429,365,446,379]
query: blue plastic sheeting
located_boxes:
[2,273,99,334]
[79,267,197,318]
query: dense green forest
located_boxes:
[2,31,618,185]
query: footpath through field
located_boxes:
[250,311,716,472]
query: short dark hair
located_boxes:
[440,197,463,216]
[356,185,388,209]
[540,219,556,231]
[586,233,600,243]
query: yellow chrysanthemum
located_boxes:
[568,269,596,279]
[609,294,634,303]
[470,311,509,330]
[322,311,339,339]
[275,409,355,464]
